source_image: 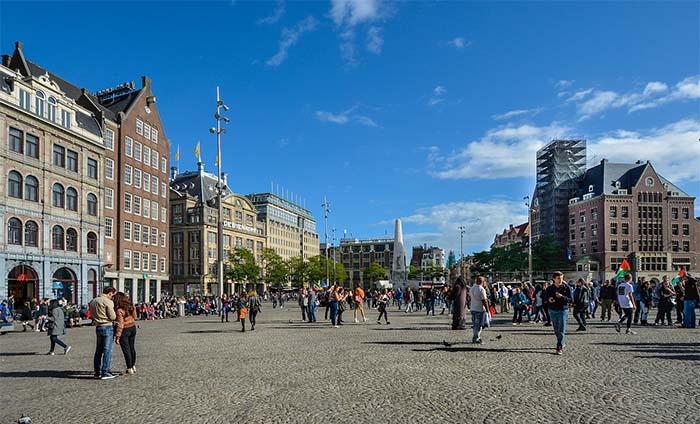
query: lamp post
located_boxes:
[322,197,330,287]
[458,224,465,277]
[209,86,230,298]
[332,227,337,284]
[524,195,532,285]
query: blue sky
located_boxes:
[2,1,699,256]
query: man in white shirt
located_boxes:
[615,273,637,335]
[470,277,490,344]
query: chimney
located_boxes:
[221,172,228,187]
[509,224,514,230]
[600,159,608,165]
[170,166,178,181]
[198,161,204,172]
[1,54,10,67]
[141,75,151,89]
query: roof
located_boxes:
[170,164,233,206]
[99,89,142,115]
[578,160,689,198]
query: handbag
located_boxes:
[482,311,491,329]
[239,307,248,319]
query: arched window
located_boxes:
[87,193,98,216]
[66,228,78,252]
[52,183,65,208]
[24,175,38,202]
[8,171,22,198]
[87,232,97,254]
[66,187,78,211]
[25,220,38,247]
[7,217,22,245]
[35,91,45,117]
[52,225,64,250]
[47,96,57,122]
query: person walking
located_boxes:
[572,279,590,331]
[451,277,468,330]
[336,287,348,325]
[510,288,527,325]
[307,289,317,323]
[470,277,489,344]
[673,280,684,325]
[545,271,572,355]
[614,273,637,335]
[682,275,699,329]
[20,301,34,332]
[377,289,390,325]
[600,280,615,321]
[113,292,138,375]
[238,292,249,332]
[248,290,261,330]
[46,299,71,356]
[638,281,653,326]
[298,288,308,322]
[329,285,340,328]
[353,286,366,323]
[89,286,118,379]
[220,294,230,323]
[590,281,601,319]
[656,280,674,326]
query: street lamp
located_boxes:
[524,195,532,285]
[322,197,330,288]
[458,225,465,277]
[209,86,229,298]
[332,227,337,284]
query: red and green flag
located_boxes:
[671,268,686,286]
[615,259,631,279]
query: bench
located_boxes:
[0,321,15,333]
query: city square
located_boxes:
[2,305,699,423]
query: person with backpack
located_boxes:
[572,278,590,331]
[46,299,71,356]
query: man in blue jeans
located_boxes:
[470,277,490,343]
[544,271,572,355]
[682,275,699,328]
[89,286,118,379]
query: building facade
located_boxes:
[337,237,394,289]
[491,223,529,249]
[1,42,105,308]
[169,164,266,296]
[567,159,699,283]
[246,192,319,261]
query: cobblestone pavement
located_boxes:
[1,304,699,424]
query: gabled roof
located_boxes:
[578,160,689,198]
[170,164,233,206]
[99,89,142,115]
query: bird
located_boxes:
[288,320,293,324]
[496,335,502,340]
[442,340,453,347]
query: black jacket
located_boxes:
[573,285,590,307]
[600,285,616,300]
[544,284,572,311]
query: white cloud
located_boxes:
[315,104,379,127]
[492,108,542,121]
[428,85,447,106]
[631,76,700,111]
[643,81,668,96]
[566,88,593,102]
[447,37,471,49]
[555,79,575,89]
[577,90,619,119]
[366,26,383,54]
[430,122,572,179]
[266,16,317,67]
[331,0,381,26]
[258,0,285,25]
[433,85,447,96]
[398,199,528,253]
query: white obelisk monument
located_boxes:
[391,219,408,286]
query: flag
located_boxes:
[194,141,200,159]
[175,145,180,161]
[615,259,631,279]
[671,268,686,286]
[215,155,219,167]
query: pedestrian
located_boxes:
[377,288,390,325]
[510,288,526,325]
[20,301,34,332]
[336,287,348,325]
[37,298,49,332]
[238,292,249,332]
[544,271,572,355]
[590,281,601,319]
[329,285,340,328]
[46,299,71,356]
[638,281,653,326]
[682,275,699,329]
[656,280,674,326]
[113,292,137,375]
[307,289,317,323]
[404,288,415,313]
[673,279,684,324]
[499,284,509,313]
[470,277,489,344]
[353,286,366,323]
[450,277,468,330]
[88,286,118,379]
[600,280,615,321]
[298,288,308,322]
[573,279,590,331]
[248,290,261,330]
[425,287,436,316]
[614,273,637,335]
[221,294,230,323]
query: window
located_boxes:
[61,110,71,129]
[47,97,56,121]
[151,254,157,271]
[124,250,132,269]
[144,123,151,140]
[105,159,114,180]
[622,223,629,235]
[53,145,65,167]
[622,240,629,251]
[64,231,78,252]
[124,193,132,213]
[66,187,78,211]
[161,207,167,223]
[134,196,142,215]
[683,241,690,252]
[133,252,141,270]
[151,228,158,245]
[24,175,38,202]
[134,169,142,189]
[125,165,133,185]
[104,128,114,150]
[143,146,151,167]
[143,173,151,193]
[142,225,150,245]
[142,253,149,271]
[161,158,167,173]
[672,240,679,252]
[124,221,132,241]
[134,141,142,161]
[160,232,166,247]
[143,199,151,218]
[35,91,45,117]
[160,257,165,273]
[161,182,167,198]
[87,193,98,216]
[136,119,143,135]
[87,158,98,179]
[152,151,159,168]
[105,217,114,239]
[610,223,617,235]
[591,224,597,237]
[25,134,39,158]
[621,206,629,218]
[672,208,678,219]
[52,183,65,208]
[672,224,679,236]
[683,208,690,219]
[134,224,141,242]
[611,240,618,252]
[683,224,690,236]
[570,230,575,241]
[8,171,22,198]
[105,188,114,209]
[151,202,158,221]
[152,128,158,143]
[152,176,159,194]
[52,225,65,250]
[579,212,585,223]
[9,127,23,153]
[7,218,22,245]
[67,150,78,172]
[125,136,133,157]
[19,89,31,111]
[87,232,97,254]
[610,206,617,218]
[25,221,38,247]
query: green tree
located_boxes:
[226,248,261,289]
[287,256,308,288]
[532,234,570,272]
[262,248,288,290]
[470,250,494,276]
[363,262,387,283]
[307,255,348,286]
[407,265,421,280]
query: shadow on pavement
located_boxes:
[0,352,38,357]
[633,354,700,361]
[592,341,700,361]
[0,370,95,379]
[411,346,559,355]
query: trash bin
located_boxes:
[177,302,185,317]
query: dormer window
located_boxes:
[61,110,71,129]
[588,185,594,193]
[615,181,621,189]
[19,89,31,111]
[35,91,45,117]
[47,96,57,121]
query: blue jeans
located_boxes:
[330,301,339,326]
[308,304,317,322]
[471,311,484,342]
[426,300,435,315]
[94,325,114,377]
[549,309,568,350]
[683,300,697,328]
